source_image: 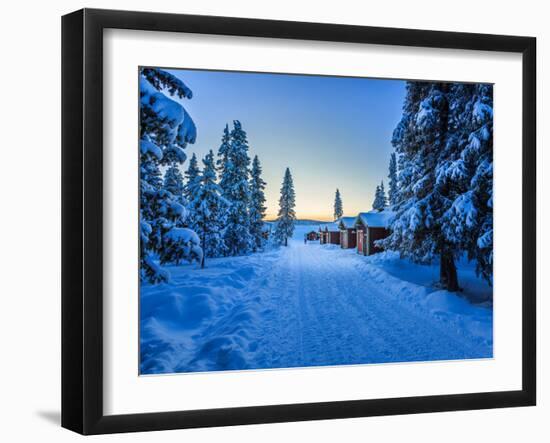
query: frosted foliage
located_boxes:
[139,67,201,283]
[383,81,493,287]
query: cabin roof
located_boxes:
[355,210,395,229]
[338,217,357,229]
[319,222,339,232]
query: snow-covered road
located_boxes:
[140,225,492,374]
[253,234,489,368]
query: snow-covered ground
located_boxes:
[140,224,493,374]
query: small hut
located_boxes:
[319,222,341,245]
[354,210,395,256]
[306,231,319,241]
[337,217,357,249]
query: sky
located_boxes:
[167,68,406,221]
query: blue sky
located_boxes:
[167,68,406,221]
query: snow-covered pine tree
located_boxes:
[387,152,398,207]
[372,184,381,210]
[466,84,494,284]
[333,189,343,221]
[379,181,387,208]
[382,80,494,290]
[249,155,267,252]
[160,227,203,267]
[215,125,232,257]
[274,168,296,247]
[184,153,201,202]
[221,120,253,256]
[440,83,493,285]
[182,153,201,230]
[382,81,463,291]
[217,124,231,179]
[191,150,228,266]
[372,181,387,211]
[139,67,200,283]
[140,157,165,267]
[163,165,185,202]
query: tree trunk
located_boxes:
[284,236,288,247]
[440,251,459,292]
[201,230,206,269]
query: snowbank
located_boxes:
[359,251,492,349]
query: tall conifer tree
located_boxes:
[274,168,296,247]
[221,120,253,256]
[382,80,494,290]
[191,150,227,265]
[249,155,267,251]
[372,181,387,211]
[139,67,200,283]
[333,189,343,221]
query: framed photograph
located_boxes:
[62,8,536,435]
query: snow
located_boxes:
[473,100,493,123]
[164,228,199,245]
[169,201,187,218]
[140,223,492,374]
[356,210,395,228]
[477,230,493,250]
[448,192,477,229]
[139,139,162,160]
[150,91,184,126]
[176,107,197,145]
[338,216,356,229]
[140,74,196,148]
[318,222,339,232]
[163,228,204,264]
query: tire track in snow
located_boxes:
[252,239,487,369]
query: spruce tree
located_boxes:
[440,83,493,285]
[164,165,185,202]
[191,150,227,265]
[387,152,398,207]
[379,181,387,208]
[333,189,343,221]
[184,153,201,202]
[183,153,201,230]
[217,124,231,186]
[249,155,267,252]
[382,81,495,290]
[221,120,253,256]
[372,181,387,211]
[467,84,493,284]
[274,168,296,247]
[139,67,200,283]
[382,81,462,291]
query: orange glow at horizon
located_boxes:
[264,212,335,222]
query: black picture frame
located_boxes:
[62,8,536,435]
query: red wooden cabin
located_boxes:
[306,231,319,241]
[338,217,357,249]
[354,211,395,256]
[319,223,341,245]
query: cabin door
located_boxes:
[358,230,364,253]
